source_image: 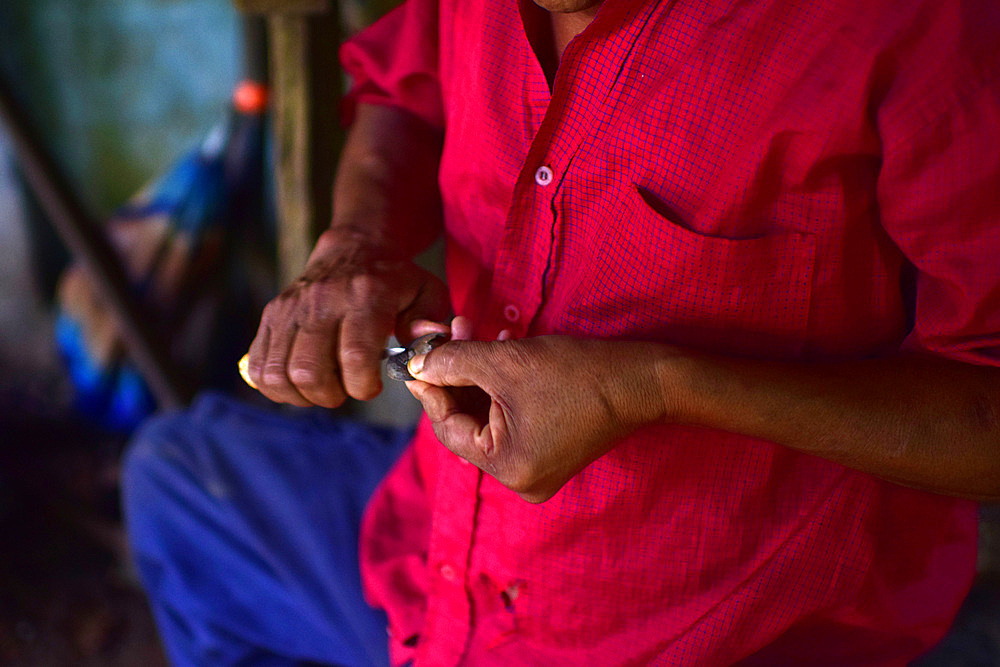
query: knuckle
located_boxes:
[300,292,340,329]
[506,470,536,496]
[246,352,264,376]
[288,361,322,389]
[340,345,377,369]
[349,273,387,302]
[500,449,544,497]
[340,347,382,401]
[519,488,553,504]
[261,299,281,320]
[418,388,448,422]
[262,364,291,388]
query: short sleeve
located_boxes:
[876,0,1000,366]
[339,0,444,130]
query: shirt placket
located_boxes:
[418,4,661,664]
[488,0,661,337]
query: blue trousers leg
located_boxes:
[122,392,412,667]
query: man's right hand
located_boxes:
[245,229,449,407]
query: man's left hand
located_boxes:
[405,334,670,503]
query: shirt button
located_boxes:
[503,304,520,322]
[534,165,553,186]
[439,563,458,582]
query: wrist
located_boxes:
[307,226,406,268]
[319,224,387,252]
[648,345,705,427]
[602,341,694,433]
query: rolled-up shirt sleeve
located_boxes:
[877,2,1000,365]
[339,0,444,130]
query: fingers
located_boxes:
[245,261,452,407]
[406,314,475,344]
[247,294,341,407]
[408,340,490,388]
[408,318,451,340]
[339,305,396,400]
[288,326,347,407]
[247,323,312,407]
[450,315,474,341]
[406,380,496,464]
[245,324,267,389]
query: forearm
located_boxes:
[315,103,444,261]
[655,349,1000,501]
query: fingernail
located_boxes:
[408,353,426,376]
[238,354,258,389]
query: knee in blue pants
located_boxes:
[122,392,411,667]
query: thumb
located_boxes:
[409,340,490,388]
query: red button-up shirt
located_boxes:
[342,0,999,664]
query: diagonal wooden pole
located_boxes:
[0,73,189,409]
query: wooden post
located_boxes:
[234,0,343,287]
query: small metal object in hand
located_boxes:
[385,332,448,381]
[237,332,449,389]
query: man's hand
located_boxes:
[405,333,670,502]
[245,230,449,408]
[407,329,1000,502]
[244,102,447,408]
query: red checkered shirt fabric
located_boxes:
[341,0,1000,664]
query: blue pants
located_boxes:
[122,392,412,667]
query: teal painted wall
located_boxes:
[0,0,241,216]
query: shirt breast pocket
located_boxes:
[556,185,817,359]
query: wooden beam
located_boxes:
[267,7,342,285]
[233,0,328,15]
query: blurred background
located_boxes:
[0,0,997,665]
[0,0,409,663]
[0,1,242,664]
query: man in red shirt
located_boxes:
[125,0,1000,664]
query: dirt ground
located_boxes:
[0,389,167,666]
